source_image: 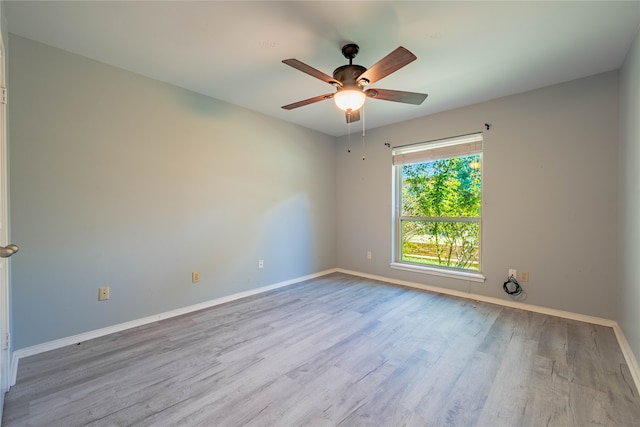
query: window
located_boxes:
[392,133,484,281]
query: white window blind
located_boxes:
[392,133,483,165]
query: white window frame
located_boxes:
[390,133,486,282]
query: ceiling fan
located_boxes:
[281,43,428,123]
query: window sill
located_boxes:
[389,262,486,283]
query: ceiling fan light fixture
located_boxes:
[334,89,366,112]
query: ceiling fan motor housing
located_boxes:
[333,64,367,91]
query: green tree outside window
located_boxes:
[400,154,481,270]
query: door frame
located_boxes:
[0,11,11,400]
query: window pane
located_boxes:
[401,154,481,218]
[401,220,480,270]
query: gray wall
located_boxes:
[8,35,336,350]
[619,29,640,364]
[7,31,634,354]
[335,71,620,320]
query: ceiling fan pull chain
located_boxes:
[347,113,351,153]
[361,108,365,160]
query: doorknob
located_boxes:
[0,244,18,258]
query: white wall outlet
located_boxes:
[258,259,264,269]
[508,269,517,278]
[192,272,200,283]
[367,251,372,260]
[98,286,110,301]
[519,271,529,282]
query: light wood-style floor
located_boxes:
[3,273,640,426]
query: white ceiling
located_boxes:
[5,1,640,137]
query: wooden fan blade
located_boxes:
[345,109,360,123]
[365,88,428,105]
[282,93,334,110]
[357,47,417,86]
[282,59,342,87]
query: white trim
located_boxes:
[0,11,8,421]
[612,324,640,394]
[390,262,486,283]
[10,268,338,386]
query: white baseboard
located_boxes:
[336,268,616,326]
[612,324,640,394]
[10,268,338,387]
[10,267,640,398]
[336,268,640,394]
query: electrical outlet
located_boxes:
[508,269,517,278]
[258,259,264,269]
[192,272,200,283]
[98,286,110,301]
[367,251,372,260]
[519,271,529,282]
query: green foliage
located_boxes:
[401,154,481,270]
